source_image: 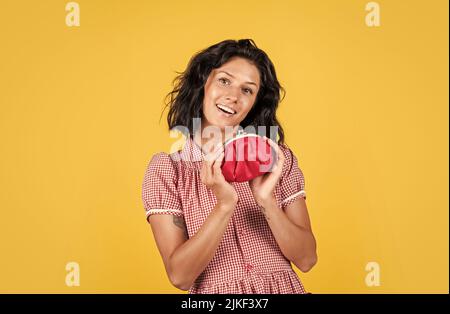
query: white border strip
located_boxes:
[281,190,306,204]
[146,208,184,216]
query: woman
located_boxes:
[142,39,317,294]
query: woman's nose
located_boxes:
[225,88,239,102]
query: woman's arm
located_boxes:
[149,201,235,291]
[259,196,317,272]
[249,138,317,272]
[149,137,239,291]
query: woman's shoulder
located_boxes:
[277,141,303,175]
[278,142,296,160]
[147,151,180,173]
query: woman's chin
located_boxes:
[208,119,234,130]
[201,116,238,137]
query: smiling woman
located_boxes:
[142,39,317,294]
[164,39,286,145]
[201,57,261,138]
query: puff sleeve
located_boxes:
[141,152,183,222]
[278,145,307,210]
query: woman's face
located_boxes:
[202,57,261,133]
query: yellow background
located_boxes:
[0,0,448,293]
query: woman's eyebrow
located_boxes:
[217,70,258,86]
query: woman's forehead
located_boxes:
[213,58,260,84]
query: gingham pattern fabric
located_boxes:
[142,136,308,294]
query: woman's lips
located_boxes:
[216,105,236,118]
[216,103,237,114]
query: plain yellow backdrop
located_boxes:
[0,0,448,293]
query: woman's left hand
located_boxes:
[249,137,285,207]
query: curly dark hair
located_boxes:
[162,39,286,144]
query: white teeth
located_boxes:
[216,104,236,114]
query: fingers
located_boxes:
[201,142,224,184]
[263,136,278,152]
[263,136,284,173]
[204,142,223,162]
[224,125,240,143]
[275,143,285,167]
[273,144,284,173]
[212,149,225,178]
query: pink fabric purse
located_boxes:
[221,131,277,182]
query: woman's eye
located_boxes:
[218,78,252,94]
[218,78,230,85]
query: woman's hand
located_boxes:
[200,141,238,209]
[249,137,285,207]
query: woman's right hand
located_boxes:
[200,142,238,209]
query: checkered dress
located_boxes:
[142,136,308,294]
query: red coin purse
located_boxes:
[221,131,278,182]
